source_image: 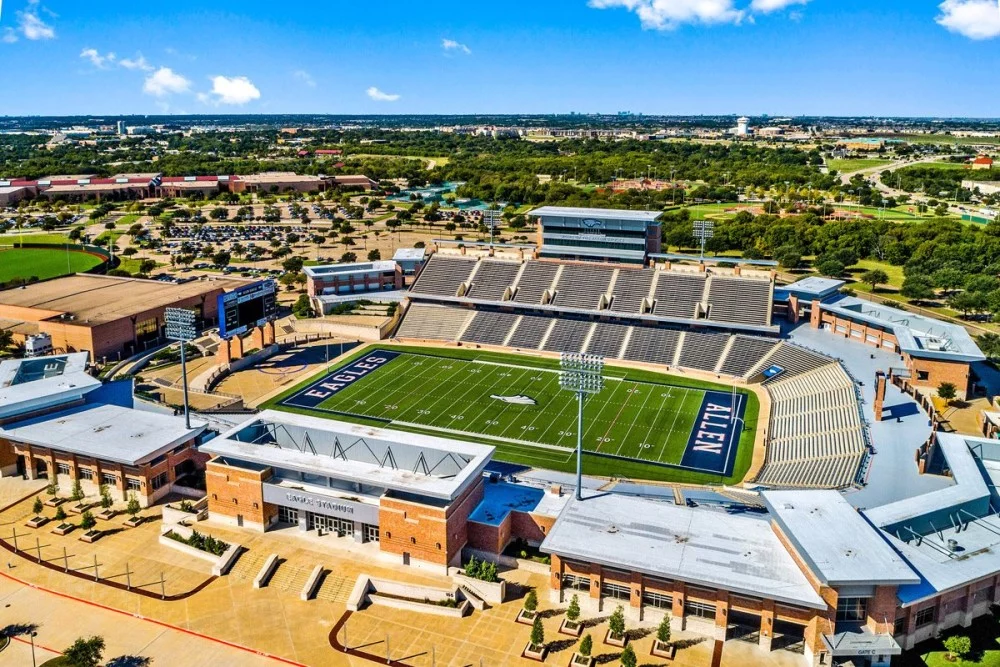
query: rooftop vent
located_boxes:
[607,525,619,534]
[947,539,960,552]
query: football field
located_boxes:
[271,346,756,483]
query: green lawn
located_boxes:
[827,158,892,173]
[899,615,1000,667]
[0,247,103,282]
[265,344,758,484]
[0,232,71,245]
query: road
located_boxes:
[837,154,971,217]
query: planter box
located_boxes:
[51,523,75,536]
[123,515,144,528]
[79,530,102,543]
[25,516,49,529]
[96,509,115,521]
[522,643,547,662]
[651,640,676,660]
[516,609,537,625]
[604,630,628,648]
[368,592,470,618]
[44,497,65,508]
[569,653,594,667]
[452,571,506,605]
[68,503,89,515]
[559,619,583,637]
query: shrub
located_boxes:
[179,500,195,513]
[46,481,58,496]
[620,644,637,667]
[579,634,592,658]
[609,605,626,639]
[530,615,545,650]
[99,484,113,510]
[167,529,229,556]
[80,510,96,531]
[943,635,971,660]
[32,497,43,515]
[462,557,499,583]
[126,493,141,518]
[567,594,581,622]
[937,382,958,403]
[71,479,84,502]
[656,614,671,645]
[524,589,538,613]
[62,635,105,667]
[55,506,67,522]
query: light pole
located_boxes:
[559,353,604,502]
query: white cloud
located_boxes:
[2,29,18,44]
[17,0,56,40]
[750,0,810,12]
[80,48,115,68]
[143,67,191,97]
[588,0,745,29]
[442,38,471,54]
[204,75,261,105]
[119,54,154,71]
[936,0,1000,39]
[366,86,400,102]
[293,70,316,88]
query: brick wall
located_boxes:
[205,458,274,530]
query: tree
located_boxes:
[367,249,381,261]
[55,506,67,522]
[62,635,106,667]
[943,635,971,661]
[937,382,957,403]
[126,493,141,519]
[529,616,545,650]
[579,634,593,657]
[977,332,1000,361]
[0,329,13,355]
[210,206,229,221]
[524,589,538,613]
[933,267,965,294]
[212,250,231,267]
[656,613,672,645]
[567,594,580,622]
[900,276,935,302]
[341,251,358,263]
[100,484,113,510]
[816,259,845,278]
[137,259,157,276]
[620,644,637,667]
[71,478,84,502]
[609,605,626,640]
[860,269,889,292]
[80,510,97,530]
[32,496,43,515]
[282,256,305,273]
[292,294,315,319]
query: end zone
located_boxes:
[680,391,746,476]
[279,350,400,409]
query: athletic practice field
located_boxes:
[268,345,758,484]
[0,247,104,283]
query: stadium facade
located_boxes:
[529,206,663,264]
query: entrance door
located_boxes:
[237,514,244,527]
[402,552,410,566]
[727,611,761,643]
[771,620,805,654]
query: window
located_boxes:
[151,472,168,490]
[102,473,117,486]
[915,607,935,628]
[126,478,142,492]
[973,585,994,604]
[917,371,930,381]
[643,591,673,610]
[278,507,299,524]
[893,617,906,636]
[79,468,93,481]
[684,601,716,620]
[561,575,590,592]
[365,525,380,543]
[135,317,159,339]
[56,463,70,476]
[836,597,869,624]
[602,582,631,601]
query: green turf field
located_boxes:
[0,247,103,282]
[266,345,758,484]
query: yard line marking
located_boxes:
[655,388,695,464]
[584,381,631,452]
[442,365,530,431]
[613,383,657,458]
[633,383,675,463]
[391,421,575,452]
[463,367,534,430]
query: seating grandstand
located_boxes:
[677,331,731,372]
[542,319,593,353]
[460,310,521,346]
[512,262,559,304]
[750,342,833,381]
[585,322,632,358]
[719,336,780,378]
[608,268,654,314]
[651,272,707,319]
[465,260,521,301]
[507,314,553,350]
[622,327,681,366]
[551,264,615,310]
[410,256,478,297]
[395,303,471,341]
[707,277,772,327]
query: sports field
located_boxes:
[268,345,758,484]
[0,247,104,282]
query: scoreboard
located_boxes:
[218,280,278,339]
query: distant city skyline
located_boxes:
[0,0,998,117]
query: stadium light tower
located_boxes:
[559,353,604,501]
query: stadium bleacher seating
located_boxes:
[552,265,615,310]
[410,255,478,297]
[677,331,731,372]
[608,268,654,314]
[750,343,833,381]
[585,322,632,358]
[652,272,707,319]
[466,260,521,301]
[395,303,472,341]
[513,262,560,304]
[460,310,521,346]
[622,327,681,366]
[707,277,772,327]
[507,314,553,350]
[719,336,780,378]
[542,319,593,354]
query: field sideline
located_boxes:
[264,344,759,485]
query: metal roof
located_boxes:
[303,261,397,278]
[540,494,827,610]
[528,206,662,222]
[782,276,846,299]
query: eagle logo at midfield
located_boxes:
[490,394,537,405]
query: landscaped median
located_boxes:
[159,525,242,576]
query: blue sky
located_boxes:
[0,0,998,116]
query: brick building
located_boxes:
[200,411,494,572]
[303,260,403,297]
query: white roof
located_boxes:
[540,494,827,609]
[0,353,100,421]
[202,410,493,502]
[528,206,662,222]
[393,248,427,261]
[0,403,206,465]
[763,490,918,586]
